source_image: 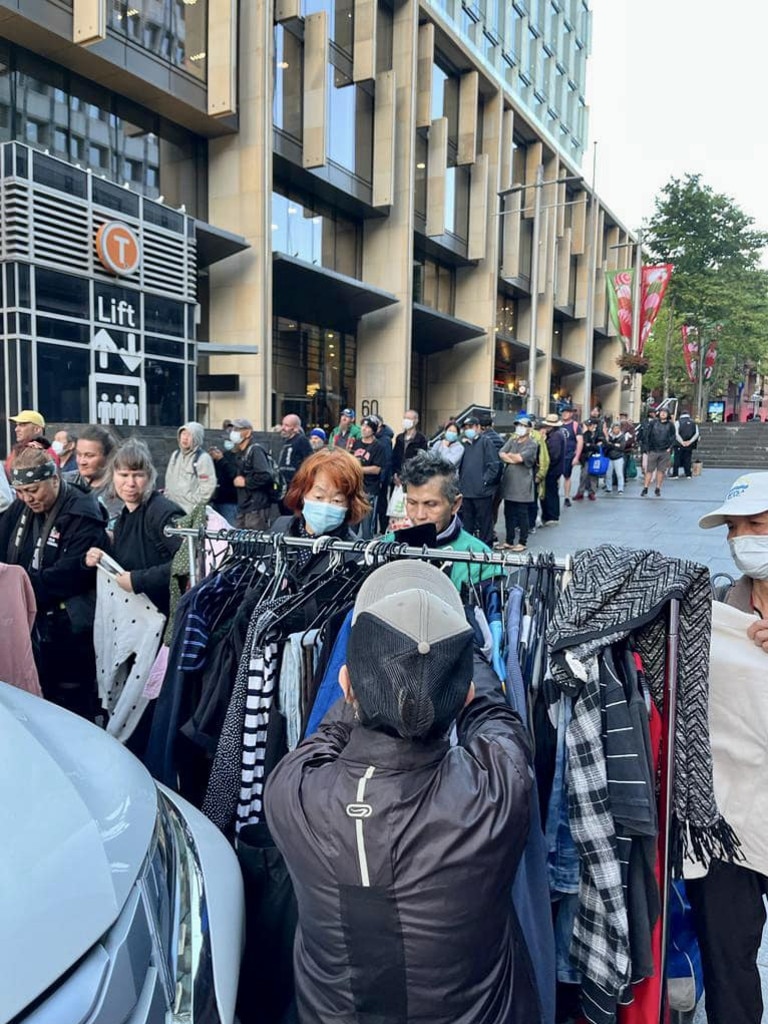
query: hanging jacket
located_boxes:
[0,563,41,695]
[265,686,533,1024]
[164,422,217,513]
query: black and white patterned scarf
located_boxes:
[548,544,739,870]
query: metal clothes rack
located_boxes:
[164,524,574,572]
[164,523,680,1024]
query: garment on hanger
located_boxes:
[0,563,41,696]
[94,570,165,742]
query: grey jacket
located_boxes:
[164,422,216,513]
[500,436,538,502]
[265,682,532,1024]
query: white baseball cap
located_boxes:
[699,473,768,529]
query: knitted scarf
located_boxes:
[547,544,740,872]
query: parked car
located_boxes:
[0,682,244,1024]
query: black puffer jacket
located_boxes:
[644,419,676,453]
[265,678,532,1024]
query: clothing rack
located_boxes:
[164,525,575,572]
[164,522,681,1024]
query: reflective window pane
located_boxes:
[37,344,90,421]
[274,27,303,140]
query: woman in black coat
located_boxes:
[0,447,108,716]
[86,438,183,619]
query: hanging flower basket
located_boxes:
[617,352,650,375]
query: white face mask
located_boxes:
[728,535,768,580]
[229,430,242,445]
[514,425,528,437]
[403,418,414,431]
[51,440,65,455]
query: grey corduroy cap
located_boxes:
[347,562,474,740]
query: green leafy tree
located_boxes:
[643,174,768,400]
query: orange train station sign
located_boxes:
[95,221,141,276]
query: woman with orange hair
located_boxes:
[274,447,369,540]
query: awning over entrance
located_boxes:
[412,304,485,355]
[495,330,545,360]
[194,220,250,268]
[592,368,619,385]
[273,253,398,329]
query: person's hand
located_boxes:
[572,456,580,466]
[233,474,246,488]
[209,446,222,461]
[747,618,768,653]
[115,572,134,593]
[85,547,104,567]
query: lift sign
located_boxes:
[95,222,141,277]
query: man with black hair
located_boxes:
[392,449,501,591]
[265,561,532,1024]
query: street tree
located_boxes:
[643,174,768,400]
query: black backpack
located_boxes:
[677,418,697,443]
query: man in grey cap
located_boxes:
[265,561,533,1024]
[687,472,768,1024]
[229,417,275,530]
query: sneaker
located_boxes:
[529,526,537,534]
[573,493,584,501]
[641,487,648,496]
[511,544,527,552]
[588,492,596,501]
[654,487,661,496]
[542,520,559,526]
[618,489,624,494]
[564,498,572,508]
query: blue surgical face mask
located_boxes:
[223,440,235,451]
[445,430,458,443]
[302,498,347,535]
[464,428,477,441]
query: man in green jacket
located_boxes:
[389,450,503,593]
[328,407,362,450]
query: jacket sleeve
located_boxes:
[193,451,217,506]
[481,436,502,487]
[456,686,532,789]
[28,513,107,607]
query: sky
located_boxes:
[586,1,768,238]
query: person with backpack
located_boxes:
[163,421,217,514]
[230,418,276,530]
[673,412,700,479]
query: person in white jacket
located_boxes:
[163,421,216,513]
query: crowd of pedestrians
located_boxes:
[0,400,702,724]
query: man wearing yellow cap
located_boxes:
[5,410,59,476]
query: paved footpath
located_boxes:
[502,464,768,1023]
[511,466,748,585]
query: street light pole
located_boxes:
[582,142,598,415]
[527,164,544,417]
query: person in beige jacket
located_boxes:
[163,421,216,513]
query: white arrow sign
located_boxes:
[92,327,142,373]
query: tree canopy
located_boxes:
[642,174,768,400]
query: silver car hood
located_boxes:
[0,683,157,1019]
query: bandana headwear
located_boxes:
[11,461,57,486]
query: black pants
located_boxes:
[376,478,391,533]
[674,446,694,476]
[687,858,768,1024]
[504,501,529,546]
[540,472,561,523]
[462,497,494,546]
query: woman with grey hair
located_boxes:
[85,439,183,618]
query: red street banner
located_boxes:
[606,269,634,352]
[639,264,674,355]
[704,341,718,380]
[681,324,698,382]
[606,264,674,354]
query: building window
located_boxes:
[271,189,361,279]
[274,26,303,141]
[302,0,354,56]
[110,0,208,82]
[413,256,455,315]
[273,316,356,430]
[496,296,517,335]
[326,66,373,183]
